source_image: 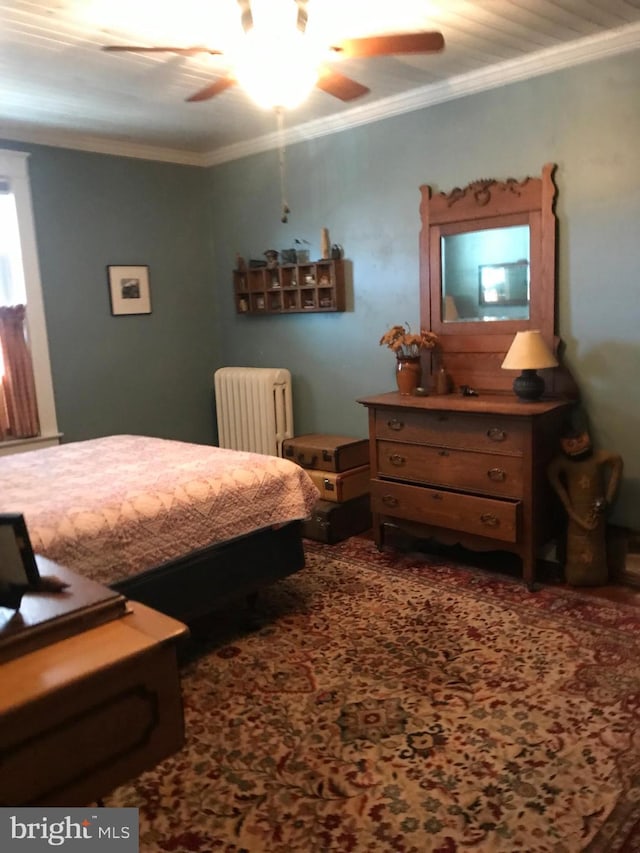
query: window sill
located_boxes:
[0,433,62,456]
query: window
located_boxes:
[478,260,530,306]
[0,149,58,450]
[0,188,26,378]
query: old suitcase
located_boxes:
[282,434,369,473]
[306,465,370,502]
[302,495,372,544]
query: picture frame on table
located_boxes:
[0,513,40,588]
[107,265,152,315]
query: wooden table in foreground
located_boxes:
[0,569,189,807]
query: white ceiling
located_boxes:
[1,0,639,166]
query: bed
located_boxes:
[0,435,319,622]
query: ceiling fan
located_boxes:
[102,0,445,109]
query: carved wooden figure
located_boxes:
[547,432,623,586]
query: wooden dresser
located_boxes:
[358,391,573,588]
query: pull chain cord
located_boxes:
[276,107,291,223]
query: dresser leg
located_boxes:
[373,517,385,551]
[522,554,540,592]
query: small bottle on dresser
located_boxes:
[435,367,450,395]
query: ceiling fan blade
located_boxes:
[186,76,237,102]
[103,45,223,57]
[331,31,444,59]
[316,68,370,102]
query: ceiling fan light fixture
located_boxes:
[234,28,320,110]
[98,0,445,108]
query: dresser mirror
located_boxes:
[419,163,560,394]
[444,226,530,319]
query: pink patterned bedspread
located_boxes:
[0,435,319,587]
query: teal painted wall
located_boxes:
[0,142,219,445]
[208,51,640,529]
[1,51,637,528]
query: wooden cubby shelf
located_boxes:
[234,259,345,315]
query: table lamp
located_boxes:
[501,330,558,401]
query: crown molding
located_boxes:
[203,20,640,167]
[1,21,639,168]
[0,123,209,167]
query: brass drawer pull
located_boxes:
[382,495,398,507]
[389,454,406,466]
[438,449,450,457]
[388,419,404,431]
[487,427,506,442]
[487,467,506,481]
[480,512,499,527]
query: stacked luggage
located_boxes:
[282,433,372,544]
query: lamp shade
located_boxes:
[501,331,558,401]
[501,331,558,370]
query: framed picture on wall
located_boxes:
[107,265,152,315]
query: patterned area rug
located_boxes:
[106,537,640,852]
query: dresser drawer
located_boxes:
[377,440,524,498]
[371,478,519,543]
[375,409,526,455]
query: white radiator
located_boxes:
[214,367,293,456]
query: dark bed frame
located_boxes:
[110,520,305,625]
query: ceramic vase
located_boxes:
[396,356,422,395]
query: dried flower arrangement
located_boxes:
[379,323,439,359]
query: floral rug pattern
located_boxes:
[106,537,640,852]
